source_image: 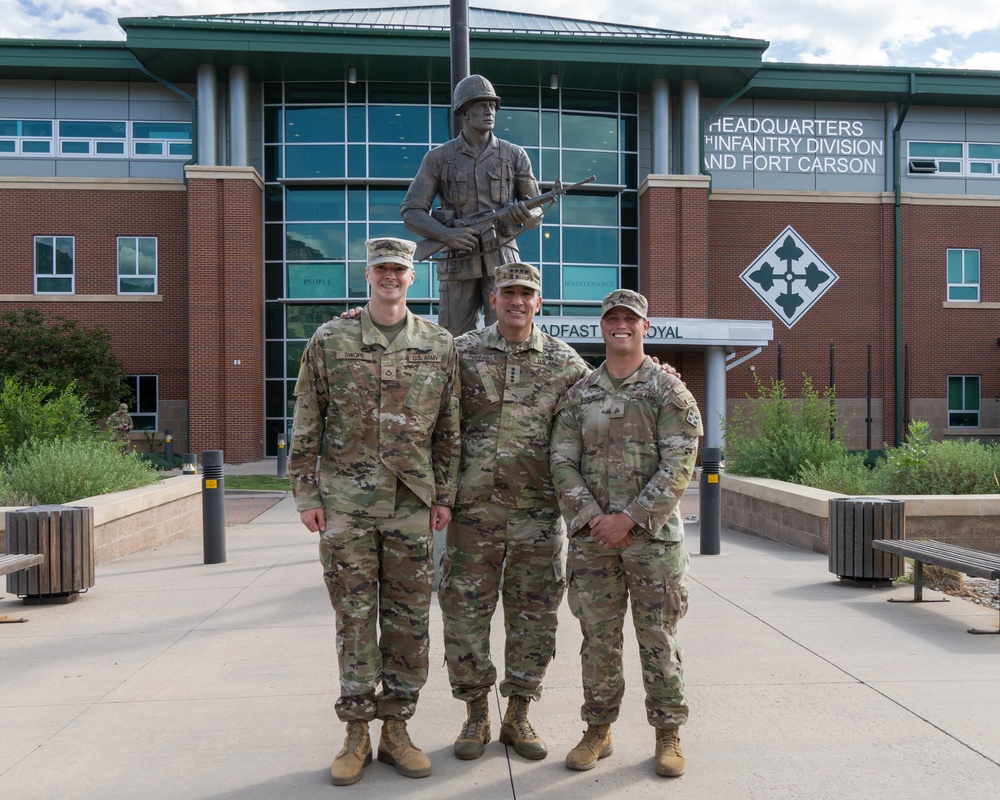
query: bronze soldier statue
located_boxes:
[402,74,542,336]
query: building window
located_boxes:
[908,141,1000,177]
[131,122,193,158]
[1,119,191,159]
[124,375,158,431]
[118,237,158,294]
[0,119,53,155]
[947,249,979,301]
[947,375,980,427]
[34,236,74,294]
[58,120,127,156]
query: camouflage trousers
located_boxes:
[567,535,689,728]
[438,503,566,702]
[318,483,434,722]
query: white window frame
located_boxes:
[1,118,192,160]
[947,374,980,428]
[34,235,75,295]
[0,119,54,156]
[946,248,980,302]
[908,141,1000,178]
[117,236,158,295]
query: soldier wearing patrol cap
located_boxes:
[290,236,461,786]
[550,288,703,778]
[401,75,542,337]
[439,261,589,762]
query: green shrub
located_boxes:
[0,377,97,461]
[797,452,873,494]
[869,422,1000,495]
[724,374,847,482]
[1,438,158,506]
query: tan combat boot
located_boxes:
[377,718,432,778]
[654,726,686,777]
[565,723,613,771]
[454,695,492,760]
[499,695,548,760]
[330,720,372,786]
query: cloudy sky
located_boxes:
[3,0,1000,70]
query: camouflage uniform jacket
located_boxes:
[290,307,461,518]
[550,356,703,542]
[401,132,539,282]
[454,323,589,510]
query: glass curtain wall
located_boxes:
[263,80,638,454]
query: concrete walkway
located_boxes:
[2,479,999,799]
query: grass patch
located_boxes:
[225,474,292,492]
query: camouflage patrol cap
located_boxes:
[601,288,648,319]
[366,237,416,268]
[495,262,541,291]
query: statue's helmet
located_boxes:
[453,74,501,114]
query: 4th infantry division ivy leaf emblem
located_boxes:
[740,225,838,328]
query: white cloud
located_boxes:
[3,0,1000,72]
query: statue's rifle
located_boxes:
[413,175,596,263]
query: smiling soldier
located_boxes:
[550,288,702,778]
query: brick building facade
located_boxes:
[3,7,1000,461]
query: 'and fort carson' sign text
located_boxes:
[704,116,885,175]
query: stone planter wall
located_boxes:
[721,474,1000,554]
[2,475,202,565]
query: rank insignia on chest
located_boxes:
[505,364,520,385]
[382,366,397,380]
[603,396,625,417]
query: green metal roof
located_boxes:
[140,6,752,43]
[747,62,1000,108]
[118,5,768,93]
[0,40,149,81]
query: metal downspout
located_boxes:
[129,56,198,456]
[893,75,915,446]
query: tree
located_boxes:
[0,308,127,418]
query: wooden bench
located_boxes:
[1,553,45,624]
[871,539,1000,635]
[1,553,44,578]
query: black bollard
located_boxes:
[182,454,197,475]
[699,447,722,555]
[164,429,173,466]
[276,433,287,479]
[201,450,227,564]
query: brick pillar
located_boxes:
[185,165,264,463]
[639,175,711,318]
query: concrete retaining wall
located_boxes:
[2,475,202,564]
[722,474,1000,554]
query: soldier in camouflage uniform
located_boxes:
[290,237,461,786]
[550,289,702,778]
[438,262,590,762]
